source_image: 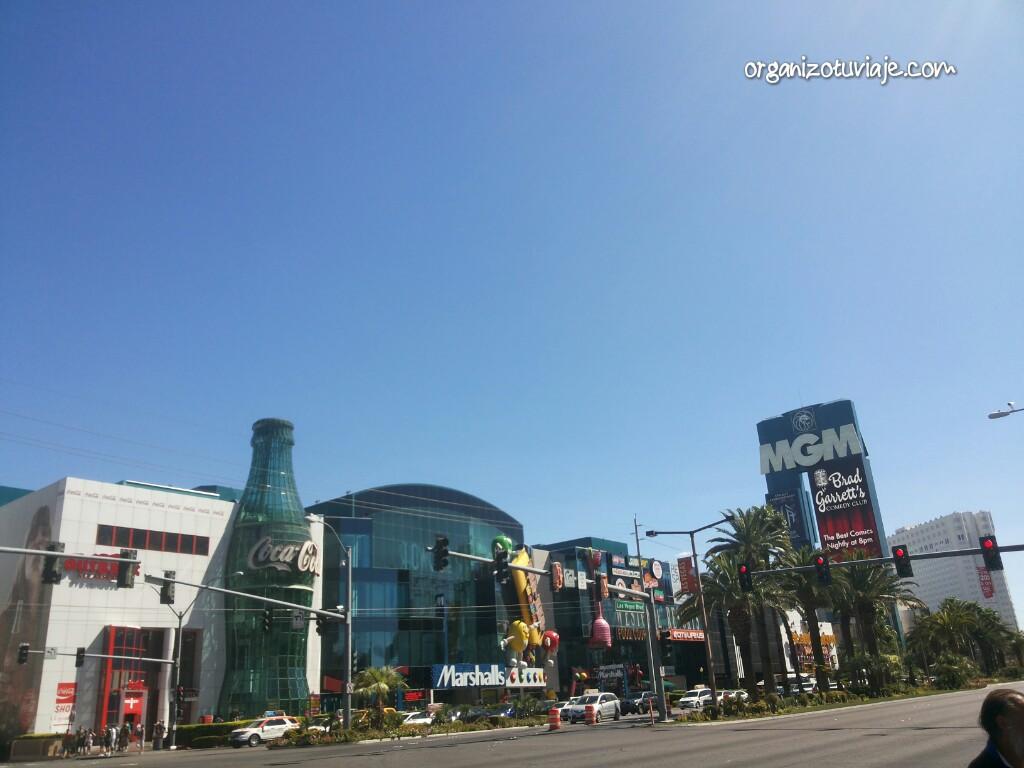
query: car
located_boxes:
[402,711,435,726]
[789,681,818,695]
[568,692,620,723]
[229,716,300,747]
[457,706,492,723]
[677,688,714,710]
[305,715,334,733]
[560,696,581,721]
[622,691,658,715]
[547,700,569,715]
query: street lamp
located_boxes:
[646,517,727,713]
[988,401,1022,419]
[153,571,242,750]
[306,514,353,731]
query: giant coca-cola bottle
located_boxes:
[218,419,319,717]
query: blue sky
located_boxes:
[2,3,1022,603]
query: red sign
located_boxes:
[978,567,996,599]
[676,557,698,594]
[56,683,76,706]
[308,694,320,716]
[666,628,704,642]
[404,689,425,702]
[122,690,144,715]
[63,555,140,581]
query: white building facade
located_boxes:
[891,511,1017,630]
[0,476,322,738]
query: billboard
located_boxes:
[809,455,882,558]
[0,489,60,746]
[757,400,887,561]
[676,557,698,595]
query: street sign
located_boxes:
[45,646,58,660]
[292,609,306,629]
[345,682,355,694]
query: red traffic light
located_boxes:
[739,565,748,574]
[895,548,905,558]
[815,556,825,566]
[983,538,994,550]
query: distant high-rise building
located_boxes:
[892,511,1017,630]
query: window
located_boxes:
[95,525,210,557]
[97,525,114,546]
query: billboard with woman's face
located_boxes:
[0,492,60,751]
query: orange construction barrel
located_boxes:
[585,704,596,726]
[548,707,561,731]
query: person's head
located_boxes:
[980,688,1024,755]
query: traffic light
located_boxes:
[738,563,753,593]
[432,536,450,571]
[42,542,65,585]
[262,608,273,632]
[315,616,324,635]
[17,643,29,665]
[494,549,511,584]
[980,536,1004,571]
[892,545,913,578]
[116,549,137,589]
[814,554,832,585]
[75,647,86,667]
[160,571,176,605]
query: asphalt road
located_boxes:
[38,684,1021,768]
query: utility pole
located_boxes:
[634,516,668,722]
[645,522,720,712]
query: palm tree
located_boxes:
[961,601,1013,674]
[676,551,757,698]
[354,666,408,727]
[1009,631,1024,667]
[707,506,791,693]
[833,551,923,658]
[775,545,834,691]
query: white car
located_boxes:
[569,693,621,723]
[229,716,300,747]
[402,711,435,726]
[677,689,714,709]
[559,697,581,721]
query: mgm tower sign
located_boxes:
[756,399,886,560]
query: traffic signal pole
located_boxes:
[749,542,1023,576]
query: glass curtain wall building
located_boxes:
[306,485,523,695]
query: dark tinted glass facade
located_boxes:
[307,484,524,693]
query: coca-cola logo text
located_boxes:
[247,537,320,575]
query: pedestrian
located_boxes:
[101,725,111,757]
[85,728,94,756]
[119,722,130,753]
[969,688,1024,767]
[153,720,164,751]
[135,721,144,753]
[60,731,72,758]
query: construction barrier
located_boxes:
[585,704,596,726]
[548,707,561,731]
